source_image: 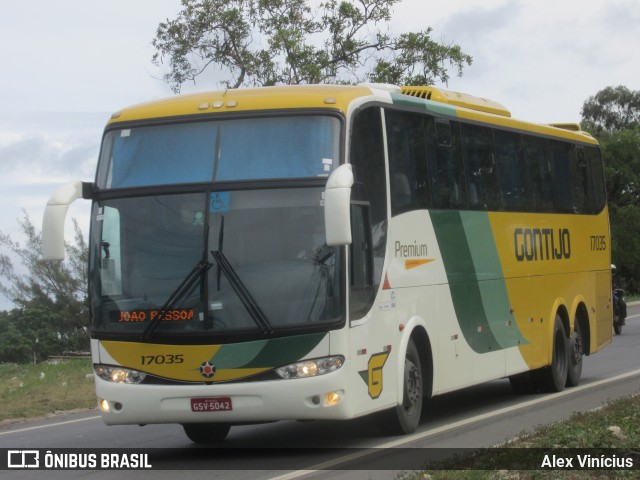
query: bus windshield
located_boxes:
[96,116,340,188]
[90,188,342,337]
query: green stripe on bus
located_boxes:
[390,93,457,117]
[431,210,525,353]
[226,332,327,369]
[208,339,269,369]
[459,212,527,350]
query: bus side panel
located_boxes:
[489,208,612,367]
[594,270,613,351]
[386,211,529,395]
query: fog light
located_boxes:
[99,399,110,413]
[324,390,343,406]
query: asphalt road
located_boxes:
[1,306,639,479]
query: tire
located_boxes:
[566,320,583,387]
[614,317,622,335]
[377,339,423,435]
[538,315,569,392]
[182,423,231,444]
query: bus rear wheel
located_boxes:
[538,315,569,392]
[377,339,423,435]
[182,423,231,443]
[566,320,583,387]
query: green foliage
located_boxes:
[581,85,640,132]
[152,0,472,92]
[0,360,95,421]
[581,86,640,292]
[598,126,640,208]
[0,212,89,363]
[609,204,640,292]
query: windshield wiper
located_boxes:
[141,260,212,340]
[211,215,273,335]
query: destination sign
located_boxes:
[111,309,196,323]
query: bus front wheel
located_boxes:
[182,423,231,443]
[377,339,423,435]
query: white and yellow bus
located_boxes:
[42,84,612,443]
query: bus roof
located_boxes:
[108,85,372,124]
[108,84,596,145]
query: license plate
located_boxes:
[190,397,233,412]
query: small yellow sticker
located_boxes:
[367,352,389,399]
[405,258,435,270]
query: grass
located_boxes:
[401,394,640,480]
[0,359,96,422]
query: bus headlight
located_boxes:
[275,356,344,379]
[95,365,146,384]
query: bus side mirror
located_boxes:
[324,164,354,246]
[42,181,93,260]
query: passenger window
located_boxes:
[430,120,467,209]
[523,136,554,212]
[571,147,593,213]
[495,130,526,211]
[461,124,499,210]
[385,110,430,216]
[586,146,607,213]
[549,141,574,213]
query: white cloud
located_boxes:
[389,0,640,123]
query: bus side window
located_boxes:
[586,146,607,213]
[523,136,554,212]
[495,130,527,211]
[572,147,593,213]
[436,119,452,147]
[430,119,467,209]
[461,124,499,210]
[349,203,374,318]
[549,141,574,213]
[98,206,122,296]
[385,109,430,216]
[349,107,387,320]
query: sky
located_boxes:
[1,0,639,309]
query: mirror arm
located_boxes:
[42,181,93,261]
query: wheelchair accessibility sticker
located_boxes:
[210,192,230,213]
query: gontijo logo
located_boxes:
[514,227,571,262]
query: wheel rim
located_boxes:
[403,358,421,414]
[571,329,583,367]
[554,329,567,372]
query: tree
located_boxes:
[597,127,640,208]
[152,0,473,92]
[0,212,90,359]
[581,85,640,132]
[581,86,640,291]
[0,307,67,363]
